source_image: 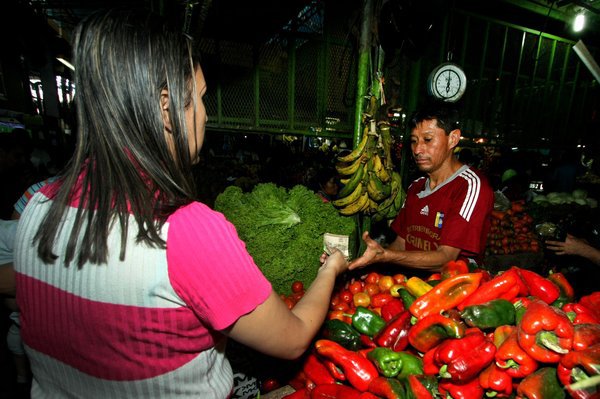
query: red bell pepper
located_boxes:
[314,339,378,392]
[408,313,466,353]
[371,293,395,309]
[493,325,516,348]
[457,267,527,310]
[564,302,600,325]
[479,363,513,397]
[374,310,411,351]
[517,299,574,363]
[580,292,600,322]
[310,383,363,399]
[432,329,496,382]
[438,377,484,399]
[496,329,539,378]
[573,323,600,352]
[303,352,336,386]
[409,273,483,319]
[517,367,566,399]
[380,298,405,322]
[548,271,575,306]
[288,370,311,392]
[517,268,560,305]
[441,259,469,279]
[367,376,405,399]
[557,343,600,399]
[322,359,345,381]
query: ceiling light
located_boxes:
[574,12,585,32]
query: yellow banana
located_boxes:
[377,166,392,183]
[338,191,369,216]
[340,177,350,185]
[332,182,364,208]
[338,163,366,198]
[337,129,369,163]
[336,153,366,176]
[367,171,391,202]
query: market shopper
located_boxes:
[13,8,348,399]
[350,101,494,272]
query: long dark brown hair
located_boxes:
[35,8,201,267]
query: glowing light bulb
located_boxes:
[574,13,585,32]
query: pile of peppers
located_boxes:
[283,264,600,399]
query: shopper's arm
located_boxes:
[0,263,15,296]
[546,234,600,265]
[348,231,460,272]
[224,250,348,360]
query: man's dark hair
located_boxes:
[409,100,461,135]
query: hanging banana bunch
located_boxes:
[332,97,405,219]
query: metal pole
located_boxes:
[352,0,374,148]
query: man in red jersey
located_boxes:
[350,101,494,272]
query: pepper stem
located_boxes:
[438,364,451,379]
[496,359,519,370]
[569,374,600,391]
[537,331,569,354]
[486,392,498,397]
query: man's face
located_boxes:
[410,119,456,174]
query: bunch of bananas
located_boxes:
[332,118,405,220]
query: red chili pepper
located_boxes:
[374,310,411,352]
[322,359,346,381]
[479,363,513,397]
[303,352,336,386]
[441,259,469,279]
[573,323,600,352]
[564,303,600,325]
[409,273,483,319]
[557,344,600,399]
[433,329,496,382]
[367,376,405,399]
[438,377,484,399]
[517,268,560,305]
[457,268,526,310]
[310,383,363,399]
[406,375,435,399]
[380,298,405,322]
[314,339,378,392]
[408,313,466,353]
[495,329,539,378]
[517,299,574,363]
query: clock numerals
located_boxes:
[428,63,467,102]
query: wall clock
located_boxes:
[427,62,467,102]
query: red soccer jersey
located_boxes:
[390,165,494,262]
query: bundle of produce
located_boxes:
[485,200,540,255]
[333,96,405,221]
[281,263,600,399]
[214,183,355,295]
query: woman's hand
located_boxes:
[546,234,590,256]
[320,247,349,276]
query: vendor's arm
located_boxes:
[546,234,600,265]
[226,250,347,359]
[348,231,460,271]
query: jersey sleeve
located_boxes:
[439,169,494,256]
[166,202,272,331]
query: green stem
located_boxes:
[569,374,600,391]
[537,331,569,354]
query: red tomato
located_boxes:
[284,297,295,309]
[332,301,350,312]
[291,281,304,293]
[339,289,353,303]
[364,283,381,296]
[348,281,364,294]
[393,273,407,284]
[365,272,380,285]
[353,292,371,308]
[330,294,341,308]
[293,292,304,302]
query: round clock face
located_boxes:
[428,63,467,102]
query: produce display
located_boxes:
[485,201,540,256]
[275,264,600,399]
[214,183,355,295]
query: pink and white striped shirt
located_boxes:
[14,182,271,398]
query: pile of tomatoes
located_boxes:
[328,272,408,321]
[485,201,540,256]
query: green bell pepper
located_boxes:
[460,298,516,329]
[395,351,424,380]
[321,319,362,351]
[352,306,386,337]
[367,347,404,378]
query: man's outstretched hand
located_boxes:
[349,231,385,271]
